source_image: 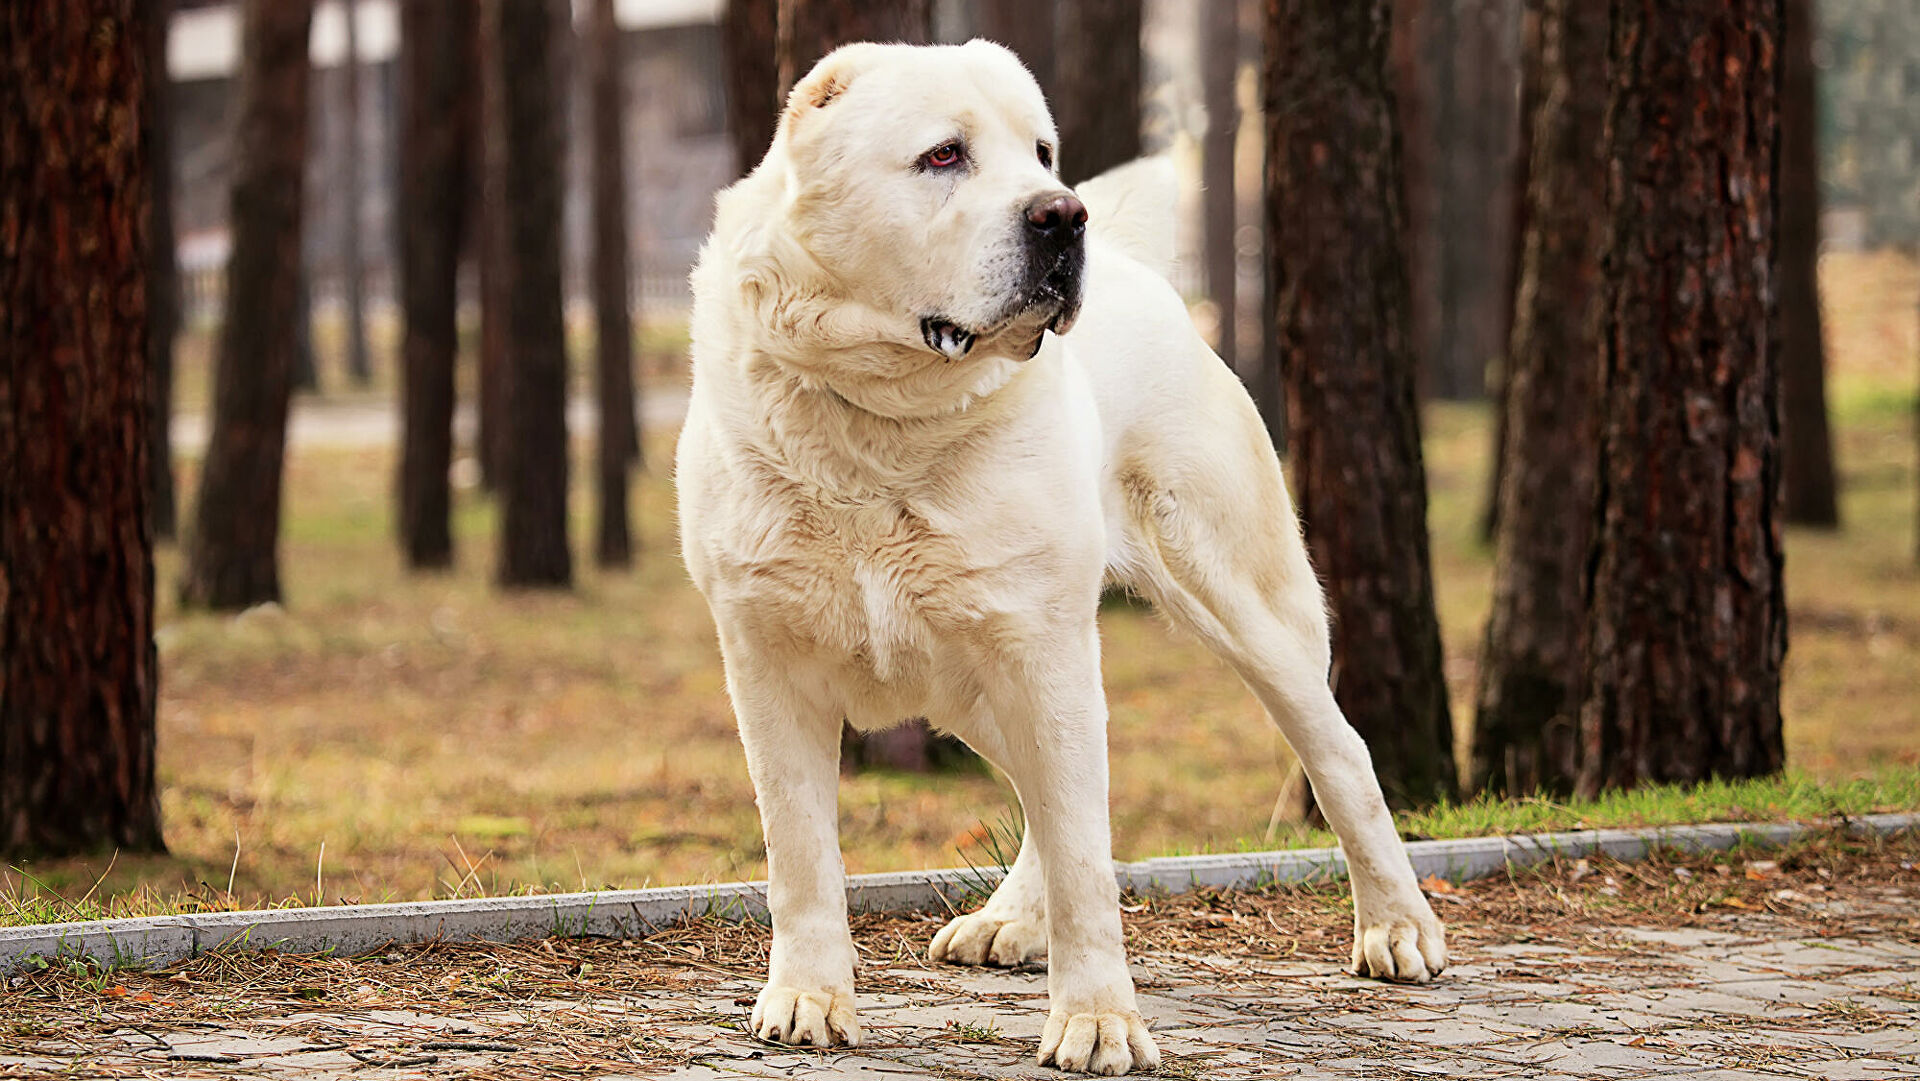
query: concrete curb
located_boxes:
[5,813,1912,975]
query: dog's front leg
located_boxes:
[983,648,1159,1077]
[723,649,860,1048]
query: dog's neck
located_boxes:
[718,336,1058,498]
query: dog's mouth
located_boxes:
[920,253,1084,362]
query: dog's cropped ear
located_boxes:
[780,42,884,132]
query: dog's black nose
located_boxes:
[1025,193,1088,240]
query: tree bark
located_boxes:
[1578,0,1786,796]
[1471,0,1605,797]
[1,0,165,856]
[489,0,572,589]
[1264,0,1457,813]
[180,0,314,610]
[722,0,779,176]
[396,0,475,570]
[146,0,178,541]
[1056,0,1142,186]
[1202,0,1240,373]
[476,3,510,490]
[776,0,932,100]
[1479,0,1543,545]
[1389,0,1437,407]
[1779,0,1839,527]
[589,0,637,568]
[1428,0,1522,401]
[338,0,371,387]
[976,0,1057,111]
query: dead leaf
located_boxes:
[1419,874,1456,895]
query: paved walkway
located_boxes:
[7,870,1916,1081]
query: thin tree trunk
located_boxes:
[1578,0,1786,796]
[1479,0,1543,546]
[146,0,179,541]
[1471,0,1605,797]
[339,0,370,387]
[1056,0,1142,186]
[292,272,319,391]
[589,0,636,567]
[976,0,1057,109]
[1428,0,1522,401]
[1,0,165,856]
[490,0,571,589]
[477,2,510,490]
[1265,0,1457,813]
[1780,0,1840,527]
[776,0,932,100]
[180,0,314,610]
[1389,0,1438,404]
[722,0,779,176]
[1201,0,1239,372]
[397,0,475,570]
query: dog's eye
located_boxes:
[923,142,963,170]
[1036,142,1054,170]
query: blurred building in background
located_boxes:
[161,0,1917,329]
[167,0,731,326]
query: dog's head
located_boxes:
[767,40,1085,364]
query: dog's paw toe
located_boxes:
[929,912,1048,967]
[750,984,860,1048]
[1351,905,1448,984]
[1038,1009,1158,1076]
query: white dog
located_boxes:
[676,40,1447,1076]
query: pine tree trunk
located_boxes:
[292,271,320,392]
[1578,0,1786,796]
[1201,0,1240,373]
[490,0,572,589]
[1389,0,1438,406]
[977,0,1057,110]
[1,0,165,857]
[477,4,510,490]
[145,0,179,542]
[1056,0,1142,186]
[1479,0,1544,546]
[589,0,637,568]
[180,0,314,610]
[1427,0,1521,401]
[722,0,779,176]
[1779,0,1840,527]
[1264,0,1457,813]
[397,0,475,570]
[1471,0,1604,797]
[339,0,371,387]
[777,0,932,99]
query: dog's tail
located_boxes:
[1074,156,1179,279]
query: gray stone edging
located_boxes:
[4,813,1912,975]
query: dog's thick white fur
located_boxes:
[676,40,1446,1076]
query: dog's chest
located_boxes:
[715,486,1016,684]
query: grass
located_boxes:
[3,252,1916,928]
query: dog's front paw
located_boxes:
[1038,1008,1158,1076]
[1351,899,1447,983]
[750,984,860,1048]
[929,911,1048,967]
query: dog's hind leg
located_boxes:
[1107,383,1447,983]
[928,759,1049,968]
[720,640,862,1047]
